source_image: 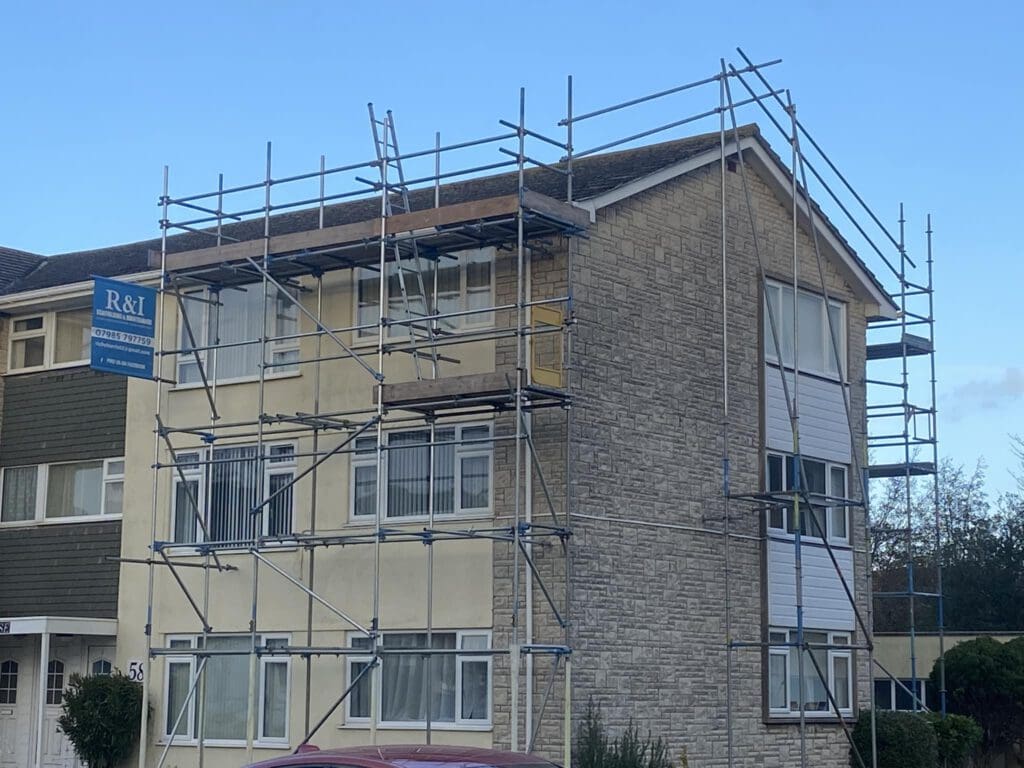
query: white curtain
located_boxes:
[202,636,249,739]
[1,466,37,522]
[45,462,102,518]
[380,633,455,722]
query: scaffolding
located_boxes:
[129,50,942,768]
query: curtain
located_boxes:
[262,639,288,739]
[387,432,431,518]
[2,466,37,522]
[202,636,249,739]
[173,479,200,543]
[215,288,264,381]
[209,447,258,541]
[45,462,102,518]
[267,474,292,537]
[380,633,456,722]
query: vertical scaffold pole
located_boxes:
[371,114,390,746]
[510,85,527,754]
[927,215,946,715]
[139,165,172,768]
[718,59,734,768]
[787,91,807,768]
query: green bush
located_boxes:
[57,671,142,768]
[850,709,937,768]
[924,712,983,767]
[574,702,672,768]
[934,636,1024,762]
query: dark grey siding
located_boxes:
[0,367,127,466]
[0,520,121,618]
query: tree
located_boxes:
[58,671,142,768]
[932,637,1024,765]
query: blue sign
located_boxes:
[91,276,157,379]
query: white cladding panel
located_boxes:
[765,366,851,464]
[767,538,856,630]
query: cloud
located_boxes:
[944,367,1024,422]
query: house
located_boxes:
[0,247,148,768]
[1,119,896,768]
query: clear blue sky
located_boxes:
[1,1,1021,492]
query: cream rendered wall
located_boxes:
[116,264,507,766]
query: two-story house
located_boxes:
[0,247,157,768]
[99,121,897,768]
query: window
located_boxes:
[172,444,295,543]
[356,248,495,338]
[0,459,124,524]
[764,281,846,378]
[873,677,926,711]
[347,631,491,726]
[91,659,112,677]
[8,309,94,372]
[766,453,849,542]
[0,660,17,704]
[1,466,38,522]
[178,286,300,385]
[46,660,65,706]
[164,634,289,744]
[768,630,852,716]
[351,425,492,520]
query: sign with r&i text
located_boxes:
[91,276,157,379]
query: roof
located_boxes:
[0,123,893,317]
[0,246,44,291]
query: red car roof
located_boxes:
[246,745,560,768]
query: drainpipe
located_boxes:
[35,632,49,768]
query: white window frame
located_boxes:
[175,287,301,388]
[765,453,850,544]
[0,457,125,526]
[7,309,94,374]
[763,280,847,380]
[345,629,492,729]
[354,247,497,341]
[768,629,853,718]
[162,633,290,746]
[170,442,296,544]
[350,423,493,523]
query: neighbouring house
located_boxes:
[0,246,151,768]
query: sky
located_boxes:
[0,0,1021,493]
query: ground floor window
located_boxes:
[768,629,852,716]
[164,634,289,743]
[0,660,17,704]
[46,660,65,705]
[873,677,927,711]
[347,630,491,726]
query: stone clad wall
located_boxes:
[493,156,871,766]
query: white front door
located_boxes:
[0,644,32,768]
[40,640,82,768]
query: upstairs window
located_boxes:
[8,308,93,372]
[0,458,124,524]
[171,443,296,544]
[177,286,300,385]
[766,453,848,542]
[356,248,495,338]
[351,424,492,520]
[764,281,846,379]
